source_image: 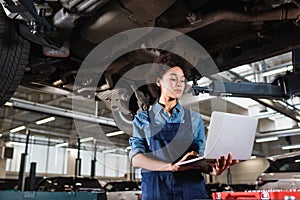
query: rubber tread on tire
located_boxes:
[0,7,30,106]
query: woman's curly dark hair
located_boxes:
[146,52,188,99]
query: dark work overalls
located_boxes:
[141,108,207,200]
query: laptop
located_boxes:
[176,111,258,166]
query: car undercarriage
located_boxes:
[1,0,300,132]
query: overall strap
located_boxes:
[182,107,191,125]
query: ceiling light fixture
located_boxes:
[4,102,13,107]
[282,144,300,150]
[102,148,117,153]
[80,137,94,143]
[255,136,279,143]
[35,117,56,125]
[7,141,26,146]
[296,115,300,121]
[125,146,131,152]
[10,125,26,133]
[55,142,69,148]
[106,130,124,137]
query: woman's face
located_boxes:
[158,66,186,99]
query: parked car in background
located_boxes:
[0,176,44,191]
[256,151,300,190]
[36,176,107,199]
[0,179,18,191]
[104,181,141,200]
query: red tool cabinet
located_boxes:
[212,190,300,199]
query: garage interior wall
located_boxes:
[2,143,270,184]
[4,141,128,179]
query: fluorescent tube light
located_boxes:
[106,131,124,137]
[55,142,69,148]
[282,144,300,150]
[125,146,131,152]
[35,117,56,125]
[4,102,12,107]
[7,141,26,146]
[80,137,94,143]
[102,148,117,153]
[10,125,26,133]
[255,136,278,143]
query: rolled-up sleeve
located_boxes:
[129,112,148,160]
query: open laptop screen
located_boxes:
[204,111,258,160]
[176,111,258,166]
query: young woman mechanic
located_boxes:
[129,53,238,200]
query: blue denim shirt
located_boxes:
[129,102,206,161]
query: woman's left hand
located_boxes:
[208,152,239,175]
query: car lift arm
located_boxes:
[192,70,300,122]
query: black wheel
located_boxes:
[0,7,30,106]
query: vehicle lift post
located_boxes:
[18,128,30,191]
[75,137,81,177]
[91,139,97,178]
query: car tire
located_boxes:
[0,7,30,106]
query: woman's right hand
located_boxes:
[171,151,202,172]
